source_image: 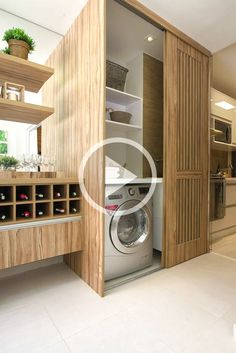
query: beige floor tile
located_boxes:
[37,341,70,353]
[0,304,61,353]
[1,253,236,353]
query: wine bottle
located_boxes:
[55,208,65,214]
[21,210,31,218]
[70,207,77,213]
[71,191,77,197]
[36,193,44,199]
[19,193,29,200]
[0,193,6,201]
[37,210,44,216]
[0,213,6,220]
[54,192,61,198]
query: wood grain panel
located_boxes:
[0,52,54,93]
[42,0,105,296]
[0,98,54,125]
[120,0,211,57]
[143,54,163,177]
[0,221,82,270]
[164,32,209,267]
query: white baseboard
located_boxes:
[0,256,63,279]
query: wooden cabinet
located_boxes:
[211,180,236,239]
[41,0,210,295]
[164,33,209,267]
[0,221,83,270]
[0,178,82,226]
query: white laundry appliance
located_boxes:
[105,181,153,281]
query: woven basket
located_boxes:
[106,60,128,91]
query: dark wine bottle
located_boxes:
[19,193,29,200]
[71,191,77,197]
[54,192,61,198]
[55,207,65,214]
[21,210,31,218]
[0,213,6,220]
[0,193,6,201]
[37,210,44,216]
[36,193,44,199]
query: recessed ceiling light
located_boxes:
[144,34,156,43]
[215,101,236,110]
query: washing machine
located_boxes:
[105,183,153,281]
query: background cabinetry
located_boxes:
[211,88,236,144]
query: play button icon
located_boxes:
[79,137,157,215]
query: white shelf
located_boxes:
[211,140,236,151]
[106,86,142,105]
[106,120,142,131]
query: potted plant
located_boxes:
[0,155,19,170]
[2,28,36,60]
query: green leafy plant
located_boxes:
[3,28,36,53]
[1,46,10,54]
[0,155,19,169]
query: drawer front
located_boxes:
[0,221,83,270]
[226,184,236,206]
[211,206,236,233]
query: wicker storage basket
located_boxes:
[106,60,128,91]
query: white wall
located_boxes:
[0,9,62,64]
[0,10,63,157]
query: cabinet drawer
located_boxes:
[226,184,236,206]
[0,221,83,270]
[211,206,236,233]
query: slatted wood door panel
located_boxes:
[164,32,209,267]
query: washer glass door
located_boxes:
[110,200,151,254]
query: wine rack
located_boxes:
[0,178,81,225]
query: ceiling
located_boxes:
[107,0,163,66]
[0,0,88,35]
[0,0,235,53]
[213,43,236,99]
[140,0,236,53]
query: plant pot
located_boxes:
[8,39,30,60]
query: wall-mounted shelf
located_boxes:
[0,52,54,93]
[211,140,236,151]
[106,119,142,131]
[210,128,223,136]
[0,178,82,227]
[106,86,142,105]
[0,97,54,124]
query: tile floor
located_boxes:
[1,253,236,353]
[212,233,236,259]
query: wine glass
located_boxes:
[49,156,56,172]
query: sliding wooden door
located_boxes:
[164,32,210,267]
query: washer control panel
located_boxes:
[128,187,135,196]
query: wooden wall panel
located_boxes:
[143,53,163,177]
[0,221,82,270]
[42,0,105,295]
[164,32,209,267]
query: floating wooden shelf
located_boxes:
[0,97,54,124]
[0,178,82,226]
[0,52,54,93]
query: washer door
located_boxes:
[110,200,151,254]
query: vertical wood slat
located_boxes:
[164,32,209,267]
[42,0,106,296]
